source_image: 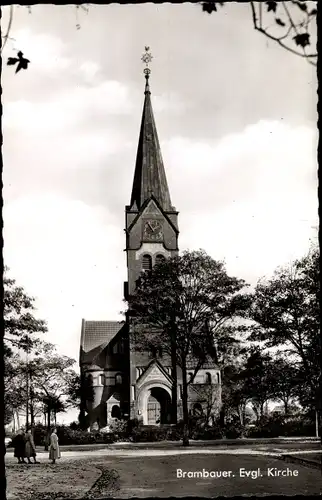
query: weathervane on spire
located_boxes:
[141,46,153,77]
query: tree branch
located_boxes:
[1,5,14,54]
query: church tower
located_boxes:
[124,48,179,425]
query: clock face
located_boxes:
[143,220,163,240]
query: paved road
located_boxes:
[5,446,321,498]
[70,453,322,497]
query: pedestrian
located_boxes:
[25,428,39,464]
[49,428,61,464]
[12,429,26,464]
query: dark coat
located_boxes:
[12,434,26,458]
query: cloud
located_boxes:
[164,120,318,283]
[8,29,72,73]
[78,61,101,82]
[3,194,126,359]
[164,120,317,211]
[4,79,135,132]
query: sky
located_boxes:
[2,4,318,421]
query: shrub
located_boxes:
[223,423,244,439]
[32,423,115,446]
[109,418,128,439]
[69,421,82,431]
[126,418,141,435]
[244,413,318,438]
[131,427,168,442]
[33,423,48,446]
[191,426,224,440]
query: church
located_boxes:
[79,49,221,430]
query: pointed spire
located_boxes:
[130,47,172,212]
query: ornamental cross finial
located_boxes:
[141,46,153,77]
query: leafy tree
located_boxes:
[220,362,250,428]
[201,1,317,65]
[127,249,251,446]
[190,382,222,427]
[3,267,47,354]
[249,245,320,413]
[240,349,276,423]
[3,268,48,428]
[13,343,78,445]
[67,373,94,430]
[4,353,26,425]
[270,357,302,415]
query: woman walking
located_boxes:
[49,428,61,464]
[25,428,39,464]
[12,429,26,464]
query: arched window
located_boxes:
[188,372,193,382]
[142,254,152,271]
[115,373,122,385]
[193,403,203,416]
[217,372,220,384]
[111,405,121,419]
[87,373,93,384]
[205,372,212,384]
[99,374,105,385]
[155,254,166,266]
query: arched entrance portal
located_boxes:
[147,387,171,425]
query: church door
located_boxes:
[147,395,161,425]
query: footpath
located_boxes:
[6,436,321,468]
[57,436,320,451]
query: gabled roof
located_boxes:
[130,73,173,212]
[79,320,126,365]
[126,194,179,235]
[136,358,173,387]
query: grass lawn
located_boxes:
[6,460,101,500]
[5,453,322,499]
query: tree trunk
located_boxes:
[284,399,288,416]
[238,406,244,427]
[30,387,35,427]
[171,333,178,425]
[26,369,29,429]
[181,356,189,447]
[45,406,51,451]
[219,406,225,428]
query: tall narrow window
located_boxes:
[142,254,152,271]
[205,372,212,384]
[115,373,122,385]
[119,340,124,354]
[150,346,157,358]
[217,373,220,384]
[188,372,193,382]
[99,374,105,385]
[155,254,166,266]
